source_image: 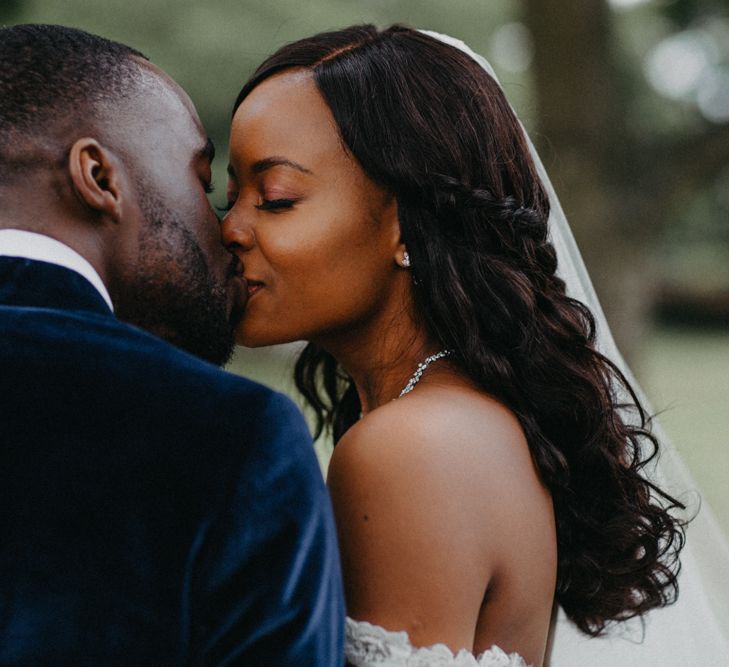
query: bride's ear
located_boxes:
[381,196,411,269]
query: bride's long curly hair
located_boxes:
[234,24,686,636]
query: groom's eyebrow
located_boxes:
[250,156,312,175]
[197,138,216,165]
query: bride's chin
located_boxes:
[234,330,270,348]
[234,324,296,349]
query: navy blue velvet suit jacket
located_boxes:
[0,257,345,666]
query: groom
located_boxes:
[0,24,344,665]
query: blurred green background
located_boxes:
[3,0,727,535]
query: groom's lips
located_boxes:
[226,258,248,321]
[229,275,248,323]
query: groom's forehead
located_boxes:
[129,59,202,126]
[130,59,206,144]
[138,61,196,112]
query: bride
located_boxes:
[221,25,729,665]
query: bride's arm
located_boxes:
[326,389,542,654]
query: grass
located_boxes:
[636,327,729,538]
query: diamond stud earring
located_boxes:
[401,251,411,268]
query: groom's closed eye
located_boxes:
[197,137,216,165]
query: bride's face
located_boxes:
[223,70,402,347]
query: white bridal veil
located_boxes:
[424,30,729,666]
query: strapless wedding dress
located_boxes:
[345,617,530,667]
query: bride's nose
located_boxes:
[221,211,255,253]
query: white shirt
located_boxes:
[0,229,114,311]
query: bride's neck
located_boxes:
[317,311,439,415]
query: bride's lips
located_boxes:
[246,278,265,298]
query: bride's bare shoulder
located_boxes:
[327,381,550,551]
[330,382,534,491]
[327,382,554,644]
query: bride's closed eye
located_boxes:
[255,198,297,212]
[216,198,298,213]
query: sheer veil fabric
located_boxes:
[423,30,729,665]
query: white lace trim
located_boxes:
[345,617,531,667]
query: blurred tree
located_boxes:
[5,0,728,355]
[0,0,23,23]
[523,0,729,359]
[8,0,511,223]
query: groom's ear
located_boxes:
[68,138,125,222]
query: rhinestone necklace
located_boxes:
[398,350,452,398]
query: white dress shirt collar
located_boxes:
[0,229,114,311]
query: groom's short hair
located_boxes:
[0,24,148,179]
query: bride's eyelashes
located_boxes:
[216,197,299,214]
[255,197,297,212]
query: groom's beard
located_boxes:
[112,191,236,367]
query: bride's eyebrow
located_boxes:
[226,157,313,183]
[251,156,313,175]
